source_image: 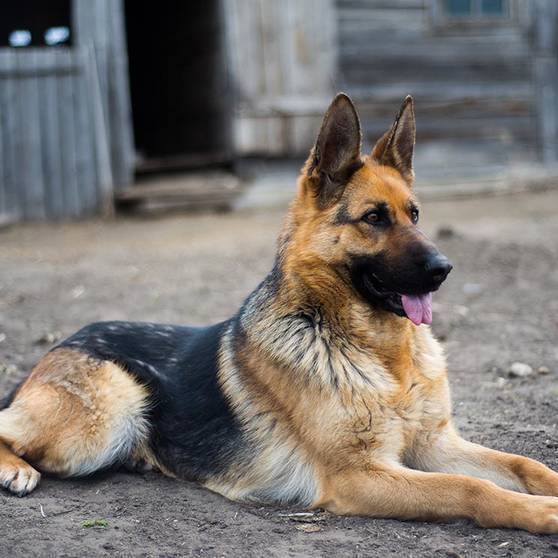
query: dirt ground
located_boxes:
[1,188,558,557]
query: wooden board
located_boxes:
[0,47,105,220]
[335,0,539,157]
[115,172,243,212]
[73,0,134,189]
[225,0,337,155]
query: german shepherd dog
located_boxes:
[1,94,558,533]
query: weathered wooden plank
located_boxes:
[0,57,9,218]
[90,0,110,106]
[73,1,112,213]
[338,0,425,9]
[227,0,264,99]
[20,51,47,218]
[12,59,27,216]
[116,172,242,202]
[72,48,98,215]
[74,0,134,189]
[228,0,337,154]
[0,44,105,221]
[533,0,558,161]
[235,115,288,155]
[357,98,533,119]
[0,50,19,219]
[236,90,534,120]
[535,58,558,162]
[0,82,4,217]
[87,44,114,217]
[214,0,235,159]
[37,49,65,219]
[289,115,323,153]
[339,35,530,62]
[343,58,530,85]
[260,0,284,97]
[347,81,533,104]
[237,95,334,116]
[337,6,427,38]
[56,49,80,217]
[0,62,80,78]
[361,114,536,142]
[0,0,134,221]
[106,0,135,188]
[72,0,92,45]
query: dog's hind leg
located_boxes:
[0,348,150,495]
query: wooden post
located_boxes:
[73,0,135,189]
[533,0,558,163]
[87,44,115,218]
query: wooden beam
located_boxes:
[533,0,558,163]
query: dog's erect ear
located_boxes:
[371,96,416,185]
[305,93,362,206]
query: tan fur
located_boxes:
[0,349,151,481]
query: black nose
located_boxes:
[424,253,453,283]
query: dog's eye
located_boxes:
[362,211,381,225]
[411,208,419,224]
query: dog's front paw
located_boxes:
[0,461,41,496]
[512,495,558,534]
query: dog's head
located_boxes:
[286,93,452,326]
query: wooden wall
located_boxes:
[74,0,134,189]
[0,48,104,222]
[533,0,558,162]
[336,0,536,151]
[225,0,338,155]
[0,0,134,223]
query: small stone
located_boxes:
[537,366,551,375]
[508,362,533,378]
[437,226,457,239]
[71,286,85,299]
[454,305,469,317]
[463,283,483,295]
[0,363,20,376]
[295,523,322,533]
[0,333,5,343]
[496,377,507,388]
[35,331,62,345]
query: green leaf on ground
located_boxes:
[81,518,108,528]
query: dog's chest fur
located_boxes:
[272,325,450,468]
[217,302,451,503]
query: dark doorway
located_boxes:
[124,1,232,173]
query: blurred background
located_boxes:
[0,0,557,220]
[1,3,558,555]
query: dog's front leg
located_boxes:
[318,466,558,533]
[407,424,558,496]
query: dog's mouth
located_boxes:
[363,273,433,326]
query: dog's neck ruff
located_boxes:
[237,267,415,393]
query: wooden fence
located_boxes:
[0,46,112,222]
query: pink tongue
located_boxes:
[401,293,433,326]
